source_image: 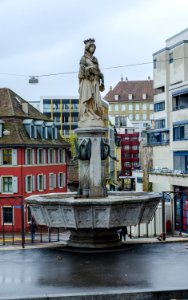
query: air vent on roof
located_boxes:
[22,103,29,114]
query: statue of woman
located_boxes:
[78,38,105,124]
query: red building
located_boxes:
[119,132,140,176]
[0,88,69,231]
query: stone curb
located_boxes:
[0,237,188,251]
[1,289,188,300]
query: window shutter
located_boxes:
[0,149,2,165]
[43,149,46,164]
[43,175,46,190]
[32,149,35,164]
[37,175,40,191]
[58,173,60,188]
[12,149,17,165]
[48,149,50,163]
[53,149,56,163]
[0,177,2,193]
[37,149,39,164]
[25,149,28,165]
[32,176,35,191]
[54,174,56,188]
[63,173,66,187]
[25,176,28,192]
[13,177,18,193]
[63,149,66,163]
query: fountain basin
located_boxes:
[26,192,161,248]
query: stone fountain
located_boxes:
[26,39,160,248]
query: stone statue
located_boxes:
[78,38,105,127]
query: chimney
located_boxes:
[22,102,29,114]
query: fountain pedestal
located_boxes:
[76,127,108,198]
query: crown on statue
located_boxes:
[84,38,95,45]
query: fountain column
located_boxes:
[76,127,108,198]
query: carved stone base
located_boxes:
[26,192,161,249]
[78,118,105,128]
[76,127,108,198]
[68,228,121,248]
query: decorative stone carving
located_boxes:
[29,206,46,226]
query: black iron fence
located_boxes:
[0,195,68,248]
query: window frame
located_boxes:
[2,206,14,225]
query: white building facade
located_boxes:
[148,29,188,234]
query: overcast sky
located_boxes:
[0,0,188,102]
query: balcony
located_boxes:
[147,129,169,146]
[172,89,188,111]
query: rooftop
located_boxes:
[104,80,154,102]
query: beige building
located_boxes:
[104,79,154,132]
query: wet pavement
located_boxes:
[0,242,188,299]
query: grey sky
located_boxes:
[0,0,188,102]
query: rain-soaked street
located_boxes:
[0,242,188,299]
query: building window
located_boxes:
[3,149,12,164]
[48,149,55,163]
[150,114,154,120]
[132,161,139,167]
[129,104,133,111]
[128,94,132,100]
[155,119,165,129]
[129,114,133,120]
[132,145,138,150]
[169,52,173,64]
[2,177,13,193]
[137,177,143,183]
[125,162,131,166]
[3,207,13,224]
[174,151,188,173]
[25,149,34,164]
[25,175,34,193]
[135,104,139,110]
[49,173,56,190]
[154,101,165,112]
[124,145,130,150]
[109,105,112,112]
[173,125,185,141]
[142,114,147,121]
[136,114,140,120]
[58,173,66,188]
[147,130,169,145]
[122,104,126,111]
[114,94,119,101]
[37,149,46,164]
[149,104,154,110]
[114,105,119,111]
[58,149,65,163]
[142,104,146,110]
[37,174,46,191]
